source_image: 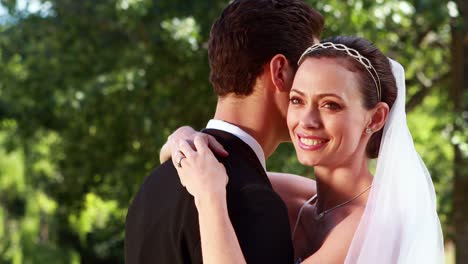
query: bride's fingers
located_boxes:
[169,126,196,143]
[171,141,182,163]
[159,141,174,163]
[178,140,196,160]
[194,134,228,159]
[171,148,186,170]
[206,135,229,157]
[170,140,192,168]
[168,126,197,147]
[194,134,212,155]
[172,153,187,187]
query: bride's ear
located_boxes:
[367,102,390,133]
[269,54,294,92]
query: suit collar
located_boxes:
[206,119,266,170]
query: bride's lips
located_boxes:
[296,133,329,151]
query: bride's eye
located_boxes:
[289,96,303,105]
[323,102,341,111]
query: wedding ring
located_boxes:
[177,154,186,168]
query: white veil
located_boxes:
[344,59,445,263]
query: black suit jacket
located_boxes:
[125,129,294,264]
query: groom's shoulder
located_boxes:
[126,159,187,222]
[126,159,191,235]
[125,160,202,264]
[142,160,177,186]
[133,160,182,201]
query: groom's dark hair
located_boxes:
[208,0,324,97]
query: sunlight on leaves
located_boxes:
[161,17,200,50]
[447,1,459,18]
[68,193,119,243]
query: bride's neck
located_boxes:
[313,159,373,212]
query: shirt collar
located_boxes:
[206,119,266,170]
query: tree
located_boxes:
[452,0,468,262]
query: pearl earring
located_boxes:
[366,127,372,134]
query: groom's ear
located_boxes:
[269,54,294,92]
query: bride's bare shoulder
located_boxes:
[267,172,316,202]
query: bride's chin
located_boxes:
[297,156,320,167]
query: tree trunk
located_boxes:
[452,1,468,263]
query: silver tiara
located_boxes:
[298,42,382,102]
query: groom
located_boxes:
[125,0,324,263]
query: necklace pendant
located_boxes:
[315,212,325,221]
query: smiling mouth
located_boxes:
[297,135,329,150]
[299,137,327,146]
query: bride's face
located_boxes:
[287,57,371,167]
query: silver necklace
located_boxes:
[314,184,372,221]
[291,184,373,239]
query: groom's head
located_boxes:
[208,0,323,143]
[208,0,324,97]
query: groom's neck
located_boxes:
[213,96,283,159]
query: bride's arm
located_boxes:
[160,127,316,202]
[196,193,246,264]
[173,135,246,264]
[160,126,316,226]
[267,172,316,231]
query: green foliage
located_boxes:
[0,0,460,262]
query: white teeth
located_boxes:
[300,137,325,146]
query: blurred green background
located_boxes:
[0,0,467,263]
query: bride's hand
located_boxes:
[172,134,229,204]
[160,126,228,163]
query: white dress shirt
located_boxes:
[206,119,266,171]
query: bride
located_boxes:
[160,36,444,263]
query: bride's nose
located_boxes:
[299,107,322,129]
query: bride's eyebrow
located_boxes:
[290,89,343,100]
[316,93,343,100]
[290,89,305,95]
